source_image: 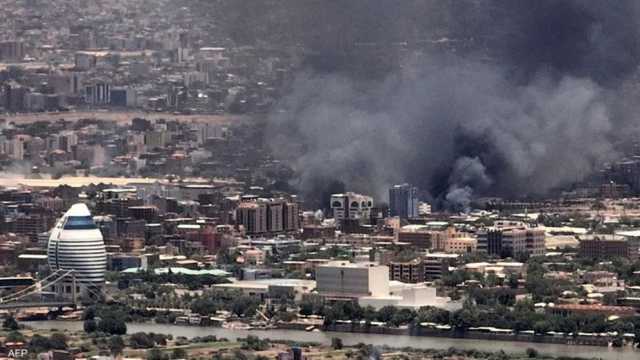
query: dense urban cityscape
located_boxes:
[1,0,640,359]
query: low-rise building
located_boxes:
[477,221,545,258]
[464,261,525,278]
[578,234,639,260]
[547,304,637,318]
[359,281,453,310]
[389,258,424,283]
[214,279,316,302]
[445,236,477,254]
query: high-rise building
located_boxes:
[235,198,299,236]
[84,81,111,105]
[0,41,25,62]
[47,203,107,298]
[236,202,266,235]
[3,82,27,112]
[283,201,300,232]
[389,183,419,219]
[3,137,25,161]
[267,199,284,233]
[15,214,49,241]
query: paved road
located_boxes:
[0,111,247,124]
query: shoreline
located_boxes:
[23,320,640,360]
[255,322,632,348]
[21,320,640,355]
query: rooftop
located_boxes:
[65,203,91,217]
[122,267,230,277]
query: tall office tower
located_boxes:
[235,198,299,235]
[47,203,107,298]
[283,201,300,232]
[389,183,418,219]
[4,82,27,112]
[236,201,268,235]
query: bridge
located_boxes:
[0,269,102,310]
[0,301,76,310]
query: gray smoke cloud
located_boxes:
[267,57,624,208]
[261,1,640,210]
[446,156,492,212]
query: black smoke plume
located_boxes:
[260,0,640,210]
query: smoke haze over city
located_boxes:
[261,0,640,209]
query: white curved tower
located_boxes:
[47,203,106,298]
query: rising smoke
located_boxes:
[264,0,640,210]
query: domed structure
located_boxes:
[47,203,106,298]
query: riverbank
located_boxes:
[315,322,624,347]
[24,321,640,360]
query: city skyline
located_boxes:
[0,1,640,359]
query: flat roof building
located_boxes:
[316,261,389,300]
[578,234,639,261]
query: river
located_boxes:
[24,321,638,360]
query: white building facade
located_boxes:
[47,203,107,299]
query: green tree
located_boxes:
[83,306,96,320]
[357,343,381,360]
[331,337,343,349]
[533,320,551,335]
[526,348,539,358]
[241,335,269,351]
[84,319,97,333]
[389,308,415,327]
[634,326,640,346]
[98,316,127,335]
[130,332,155,349]
[376,306,397,323]
[230,349,249,360]
[108,336,125,356]
[508,273,519,289]
[299,300,314,316]
[171,348,188,359]
[231,295,259,317]
[190,297,219,316]
[451,300,479,331]
[2,316,18,330]
[6,331,25,343]
[28,334,51,352]
[485,272,499,287]
[363,306,377,324]
[49,333,67,350]
[147,348,167,360]
[416,307,450,324]
[442,269,469,287]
